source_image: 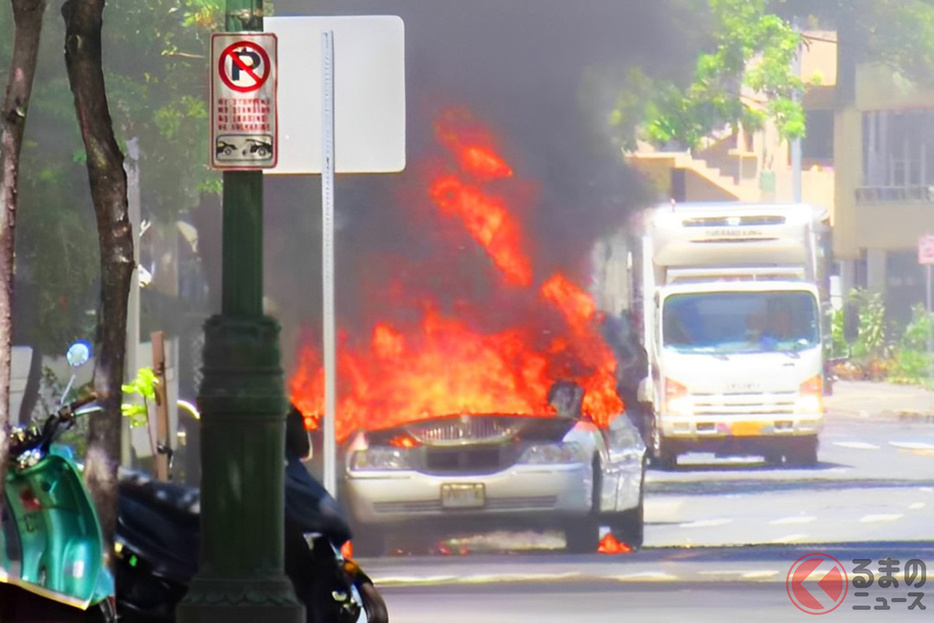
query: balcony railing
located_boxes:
[855,186,934,204]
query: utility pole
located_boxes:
[175,1,303,621]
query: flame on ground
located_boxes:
[597,533,634,555]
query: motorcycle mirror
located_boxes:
[66,340,92,368]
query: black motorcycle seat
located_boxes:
[118,468,201,521]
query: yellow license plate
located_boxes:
[441,483,485,509]
[731,421,764,437]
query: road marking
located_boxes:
[859,513,905,523]
[890,441,934,450]
[909,502,926,510]
[742,570,781,580]
[678,518,734,528]
[609,571,678,582]
[772,534,808,543]
[769,516,817,525]
[460,572,582,584]
[833,441,880,450]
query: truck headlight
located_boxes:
[797,374,824,414]
[350,447,412,471]
[518,442,587,465]
[665,378,693,416]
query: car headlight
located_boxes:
[517,442,587,465]
[350,447,412,471]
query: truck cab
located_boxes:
[639,202,831,468]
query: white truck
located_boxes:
[593,202,832,468]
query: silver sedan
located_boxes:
[342,409,646,555]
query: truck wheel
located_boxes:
[785,436,819,467]
[650,418,677,470]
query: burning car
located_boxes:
[290,108,647,555]
[342,381,646,555]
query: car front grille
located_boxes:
[424,447,507,474]
[407,417,523,446]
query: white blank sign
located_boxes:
[264,15,406,174]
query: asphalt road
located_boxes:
[362,397,934,620]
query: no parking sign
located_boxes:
[210,33,278,169]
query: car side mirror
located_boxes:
[843,301,860,345]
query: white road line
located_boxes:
[859,513,905,523]
[697,569,780,580]
[909,502,926,510]
[769,516,817,525]
[833,441,880,450]
[772,534,808,543]
[609,571,678,582]
[678,518,734,528]
[742,570,781,580]
[890,441,934,450]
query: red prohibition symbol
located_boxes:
[219,41,270,93]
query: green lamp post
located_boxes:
[175,1,304,621]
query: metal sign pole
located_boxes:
[321,30,338,498]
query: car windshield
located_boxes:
[663,290,820,354]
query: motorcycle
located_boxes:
[114,405,388,623]
[0,340,116,621]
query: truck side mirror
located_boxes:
[843,302,860,344]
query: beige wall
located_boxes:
[834,64,934,259]
[833,108,862,259]
[855,202,934,251]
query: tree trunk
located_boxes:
[0,0,47,514]
[62,0,134,554]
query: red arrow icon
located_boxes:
[787,553,848,614]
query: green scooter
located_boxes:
[0,340,115,620]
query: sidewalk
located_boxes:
[826,379,934,421]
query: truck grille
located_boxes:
[690,391,797,416]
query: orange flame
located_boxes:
[597,532,634,555]
[429,175,532,286]
[289,108,624,440]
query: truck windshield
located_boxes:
[662,290,820,354]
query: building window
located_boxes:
[863,109,934,187]
[803,109,834,165]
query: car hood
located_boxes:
[365,413,579,447]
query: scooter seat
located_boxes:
[118,468,200,520]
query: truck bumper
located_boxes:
[660,413,824,441]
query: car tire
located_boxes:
[608,467,645,550]
[649,418,677,470]
[564,516,600,554]
[565,459,601,554]
[350,528,387,558]
[784,435,819,467]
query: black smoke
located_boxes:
[226,1,702,371]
